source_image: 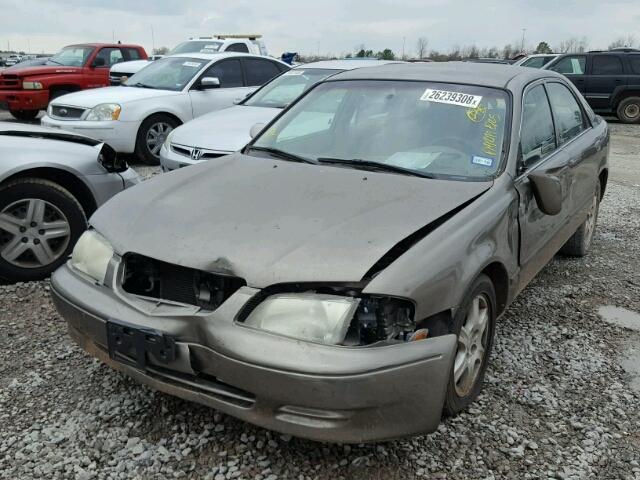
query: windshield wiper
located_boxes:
[248,146,318,164]
[47,59,63,66]
[316,157,435,178]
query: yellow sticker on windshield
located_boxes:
[466,104,487,123]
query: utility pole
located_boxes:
[317,40,320,57]
[521,28,526,53]
[402,36,406,59]
[151,25,156,54]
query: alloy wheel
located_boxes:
[454,293,491,397]
[624,103,640,120]
[146,122,173,157]
[0,198,71,268]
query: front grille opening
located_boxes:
[122,253,246,310]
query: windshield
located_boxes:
[46,46,94,67]
[170,41,223,55]
[251,80,509,180]
[520,56,554,68]
[244,68,341,109]
[124,57,206,91]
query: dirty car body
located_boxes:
[51,63,609,442]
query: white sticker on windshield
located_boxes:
[284,70,305,75]
[420,89,482,108]
[182,61,202,68]
[471,155,494,167]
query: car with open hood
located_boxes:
[51,63,609,443]
[41,53,289,164]
[159,59,401,171]
[0,123,139,282]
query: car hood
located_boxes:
[171,105,280,152]
[49,86,180,108]
[0,65,82,77]
[91,153,492,286]
[110,60,152,75]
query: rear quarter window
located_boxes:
[628,55,640,74]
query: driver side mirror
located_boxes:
[249,123,266,139]
[528,171,563,216]
[92,57,106,68]
[199,77,220,89]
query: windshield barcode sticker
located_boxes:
[182,61,202,68]
[284,70,305,75]
[420,89,482,108]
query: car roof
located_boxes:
[326,61,563,89]
[294,59,403,71]
[66,43,142,49]
[165,52,282,62]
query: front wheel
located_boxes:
[9,109,39,121]
[444,273,496,416]
[135,114,180,165]
[0,179,87,282]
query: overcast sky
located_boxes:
[0,0,638,56]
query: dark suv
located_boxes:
[544,48,640,123]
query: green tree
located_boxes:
[377,48,395,60]
[534,41,553,54]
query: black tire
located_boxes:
[135,114,180,165]
[9,109,39,121]
[616,96,640,124]
[560,180,601,257]
[0,178,87,282]
[443,273,496,416]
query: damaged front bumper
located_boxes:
[51,263,456,443]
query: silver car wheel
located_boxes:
[454,293,490,397]
[0,198,71,268]
[146,122,173,157]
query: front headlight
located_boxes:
[23,81,43,90]
[244,293,360,345]
[85,103,121,121]
[69,230,114,284]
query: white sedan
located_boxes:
[41,53,290,164]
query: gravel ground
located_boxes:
[0,117,639,479]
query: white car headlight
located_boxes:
[244,293,360,345]
[85,103,121,121]
[69,230,114,284]
[23,81,43,90]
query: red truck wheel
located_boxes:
[9,110,39,121]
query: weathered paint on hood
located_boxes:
[170,105,280,152]
[91,153,492,287]
[0,65,82,77]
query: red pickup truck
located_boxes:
[0,43,147,120]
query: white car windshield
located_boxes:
[46,46,94,67]
[170,41,223,55]
[250,80,509,180]
[124,57,207,91]
[244,69,341,109]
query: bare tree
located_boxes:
[557,37,589,53]
[609,34,636,49]
[416,37,429,59]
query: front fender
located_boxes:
[362,178,519,321]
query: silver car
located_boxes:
[159,60,399,171]
[0,123,139,281]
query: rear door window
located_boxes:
[549,56,586,75]
[520,85,556,167]
[592,55,624,75]
[629,55,640,74]
[244,58,282,86]
[546,82,588,145]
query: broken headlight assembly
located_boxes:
[242,289,422,346]
[69,230,114,284]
